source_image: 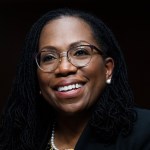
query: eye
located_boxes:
[41,53,57,64]
[73,47,90,57]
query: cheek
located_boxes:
[91,66,106,93]
[37,71,47,88]
[37,70,51,94]
[84,58,107,102]
[88,58,106,85]
[37,71,56,106]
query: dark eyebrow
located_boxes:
[69,41,90,48]
[39,40,91,52]
[39,46,57,52]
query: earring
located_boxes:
[39,91,42,95]
[106,78,111,84]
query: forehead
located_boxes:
[39,16,98,50]
[43,16,92,33]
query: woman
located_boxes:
[0,8,150,150]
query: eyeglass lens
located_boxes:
[36,45,97,72]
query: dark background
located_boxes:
[0,1,150,112]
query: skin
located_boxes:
[37,16,114,149]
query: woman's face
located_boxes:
[37,16,114,115]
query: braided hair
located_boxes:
[0,8,136,149]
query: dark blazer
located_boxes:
[75,107,150,150]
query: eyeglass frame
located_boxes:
[35,44,105,72]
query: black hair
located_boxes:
[0,8,136,149]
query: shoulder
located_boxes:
[135,107,150,127]
[135,106,150,115]
[116,107,150,150]
[133,107,150,138]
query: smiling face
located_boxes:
[37,16,114,116]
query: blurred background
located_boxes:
[0,0,150,112]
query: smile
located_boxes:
[57,83,83,92]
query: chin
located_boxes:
[58,106,85,116]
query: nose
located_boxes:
[54,52,77,76]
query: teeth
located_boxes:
[57,83,83,92]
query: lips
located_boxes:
[57,83,83,92]
[52,79,86,99]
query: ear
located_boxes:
[104,57,114,83]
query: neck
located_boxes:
[57,110,91,135]
[53,111,91,150]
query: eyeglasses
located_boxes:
[35,44,104,72]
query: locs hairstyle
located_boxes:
[0,8,136,149]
